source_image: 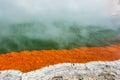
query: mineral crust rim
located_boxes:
[0,60,120,80]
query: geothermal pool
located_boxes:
[0,0,120,54]
[0,0,120,80]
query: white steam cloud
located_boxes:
[0,0,120,53]
[0,0,112,24]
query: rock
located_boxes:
[0,70,22,80]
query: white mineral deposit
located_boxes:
[0,60,120,80]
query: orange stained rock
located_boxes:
[0,44,120,72]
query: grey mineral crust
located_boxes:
[0,60,120,80]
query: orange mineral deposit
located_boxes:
[0,44,120,72]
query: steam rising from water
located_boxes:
[0,0,120,53]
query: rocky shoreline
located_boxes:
[0,60,120,80]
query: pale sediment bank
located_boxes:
[0,60,120,80]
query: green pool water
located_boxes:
[0,22,120,54]
[0,0,120,54]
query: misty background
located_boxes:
[0,0,120,53]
